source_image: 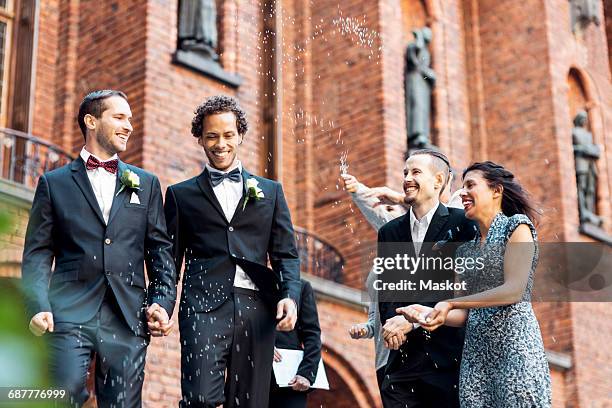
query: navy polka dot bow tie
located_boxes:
[85,155,118,174]
[209,168,241,187]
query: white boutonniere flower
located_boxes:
[242,177,265,210]
[117,169,141,196]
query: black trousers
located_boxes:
[269,388,307,408]
[381,350,460,408]
[381,377,460,408]
[48,290,148,408]
[269,370,308,408]
[376,367,386,392]
[179,288,276,408]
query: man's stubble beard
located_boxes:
[95,125,121,157]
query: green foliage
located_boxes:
[0,209,12,235]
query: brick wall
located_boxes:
[315,297,381,408]
[543,0,612,404]
[469,3,574,405]
[287,0,388,288]
[31,0,149,162]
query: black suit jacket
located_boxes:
[274,280,322,385]
[164,168,301,316]
[21,157,177,337]
[378,203,477,372]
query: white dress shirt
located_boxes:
[205,160,258,291]
[80,148,118,225]
[409,201,440,254]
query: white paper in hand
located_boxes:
[272,348,329,390]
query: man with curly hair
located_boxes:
[164,95,300,408]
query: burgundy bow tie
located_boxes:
[86,155,118,174]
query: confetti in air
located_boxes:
[339,150,349,176]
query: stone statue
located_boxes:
[178,0,219,61]
[572,110,602,226]
[570,0,600,31]
[405,27,436,150]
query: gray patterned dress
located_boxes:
[458,213,551,407]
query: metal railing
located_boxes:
[0,128,74,189]
[294,226,345,283]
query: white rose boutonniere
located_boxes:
[117,169,141,196]
[242,177,265,210]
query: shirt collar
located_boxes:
[409,201,440,231]
[206,160,242,175]
[80,147,118,165]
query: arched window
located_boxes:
[400,0,428,44]
[567,68,589,119]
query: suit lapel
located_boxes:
[384,214,416,257]
[196,169,227,222]
[422,203,450,254]
[107,160,128,227]
[398,214,413,242]
[240,168,250,198]
[70,157,105,226]
[229,168,250,224]
[400,214,417,258]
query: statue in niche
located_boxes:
[405,27,436,151]
[569,0,600,31]
[178,0,219,61]
[572,110,602,226]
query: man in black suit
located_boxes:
[164,95,300,408]
[269,279,322,408]
[377,149,477,408]
[22,90,176,407]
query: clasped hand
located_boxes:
[276,298,297,331]
[382,315,413,350]
[29,304,174,337]
[146,303,174,337]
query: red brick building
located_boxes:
[1,0,611,406]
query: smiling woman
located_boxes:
[460,161,540,229]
